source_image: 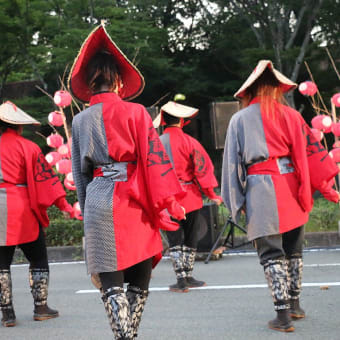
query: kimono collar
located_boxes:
[163,126,183,134]
[249,97,261,105]
[89,92,122,106]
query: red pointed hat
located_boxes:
[68,24,145,102]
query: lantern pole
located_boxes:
[60,107,71,142]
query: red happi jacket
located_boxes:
[161,127,219,213]
[0,129,70,246]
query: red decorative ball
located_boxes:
[45,152,61,166]
[47,133,64,148]
[331,122,340,137]
[298,81,318,96]
[331,93,340,107]
[64,177,76,191]
[310,128,324,142]
[311,115,332,131]
[73,202,83,220]
[54,90,72,107]
[56,159,72,174]
[57,143,71,158]
[48,111,64,127]
[329,148,340,163]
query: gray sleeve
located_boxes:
[221,116,246,223]
[71,119,92,214]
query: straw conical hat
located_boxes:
[68,23,144,103]
[234,60,297,99]
[153,101,198,128]
[0,101,41,125]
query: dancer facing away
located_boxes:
[69,24,186,339]
[221,60,340,332]
[154,101,222,293]
[0,102,73,327]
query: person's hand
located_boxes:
[62,211,72,219]
[211,196,223,206]
[167,200,186,220]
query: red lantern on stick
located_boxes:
[331,93,340,107]
[311,115,332,131]
[73,202,83,220]
[47,133,64,148]
[64,177,76,191]
[54,90,72,107]
[298,81,318,96]
[329,148,340,163]
[57,143,71,158]
[311,128,324,142]
[48,111,64,127]
[333,141,340,148]
[56,159,72,174]
[45,151,61,166]
[331,122,340,137]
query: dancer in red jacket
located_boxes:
[154,101,222,292]
[0,101,73,327]
[69,24,185,339]
[222,60,340,332]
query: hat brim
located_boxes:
[0,101,41,125]
[153,101,198,128]
[68,24,145,103]
[234,60,297,99]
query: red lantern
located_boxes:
[48,111,64,127]
[47,133,64,148]
[329,148,340,163]
[331,93,340,107]
[311,115,332,131]
[56,159,72,174]
[331,122,340,137]
[54,90,72,107]
[73,202,83,220]
[298,81,318,96]
[45,151,61,166]
[66,172,74,183]
[64,178,76,191]
[311,128,324,142]
[333,140,340,148]
[57,143,71,158]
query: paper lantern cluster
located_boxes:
[44,90,81,220]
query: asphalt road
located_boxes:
[2,248,340,340]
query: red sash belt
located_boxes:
[248,157,295,176]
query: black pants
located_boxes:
[99,257,153,292]
[254,226,304,265]
[166,209,201,248]
[0,227,49,270]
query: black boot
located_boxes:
[29,268,59,321]
[290,298,305,319]
[186,277,206,288]
[126,285,148,338]
[0,269,16,327]
[169,278,189,293]
[102,287,133,339]
[263,259,294,332]
[182,246,206,288]
[287,257,305,319]
[169,246,188,293]
[268,309,295,332]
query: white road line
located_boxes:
[76,281,340,294]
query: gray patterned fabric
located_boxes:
[102,287,133,340]
[72,103,121,274]
[0,188,7,245]
[221,103,280,241]
[182,246,196,278]
[287,257,303,299]
[264,259,290,311]
[126,285,148,339]
[29,268,49,306]
[169,246,186,279]
[0,269,12,308]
